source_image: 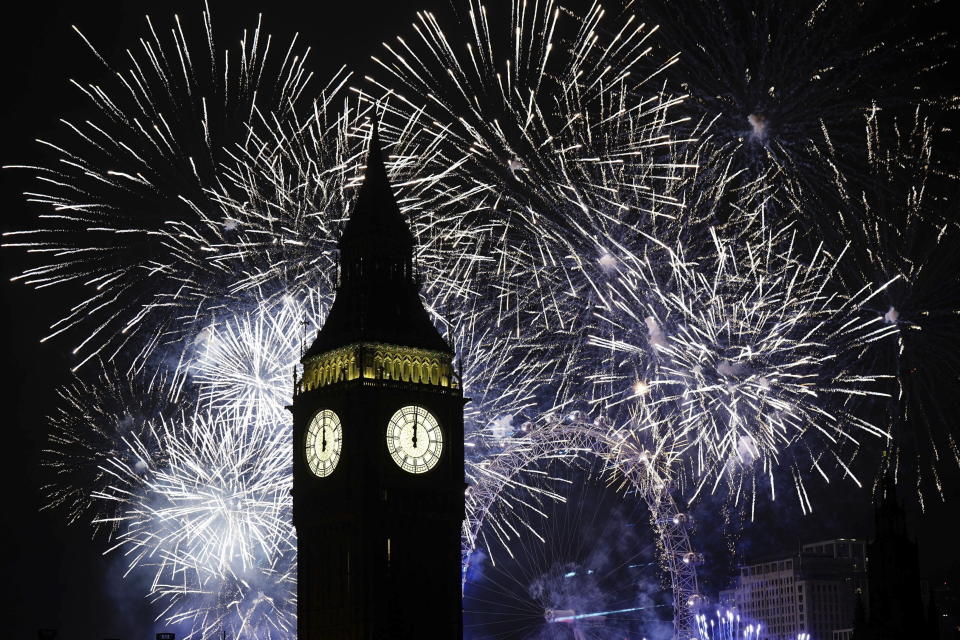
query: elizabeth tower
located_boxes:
[291,123,465,639]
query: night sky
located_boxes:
[2,2,959,639]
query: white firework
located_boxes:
[2,8,341,371]
[186,293,324,421]
[40,364,180,536]
[590,223,899,513]
[362,0,694,340]
[822,106,960,507]
[93,409,294,638]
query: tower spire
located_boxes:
[338,116,414,269]
[304,119,449,357]
[292,117,464,640]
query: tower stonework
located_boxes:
[291,124,465,640]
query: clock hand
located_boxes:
[321,424,327,452]
[412,410,418,449]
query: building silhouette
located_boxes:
[801,539,868,606]
[291,122,465,639]
[852,475,931,640]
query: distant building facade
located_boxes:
[801,539,868,602]
[720,477,943,640]
[723,539,866,640]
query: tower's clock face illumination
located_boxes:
[386,405,443,474]
[305,409,342,478]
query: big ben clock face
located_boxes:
[305,409,342,478]
[386,405,443,474]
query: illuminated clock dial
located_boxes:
[305,409,342,478]
[386,405,442,474]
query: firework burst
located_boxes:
[825,107,960,506]
[3,8,333,370]
[589,223,898,514]
[694,608,763,640]
[40,364,179,537]
[642,0,954,203]
[93,408,294,638]
[186,292,324,421]
[206,97,491,309]
[363,0,697,339]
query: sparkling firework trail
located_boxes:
[364,0,696,343]
[548,605,663,623]
[641,0,954,204]
[589,223,899,514]
[40,364,179,537]
[3,8,334,371]
[694,608,763,640]
[825,107,960,506]
[93,409,294,639]
[367,0,687,217]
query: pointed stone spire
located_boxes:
[339,117,415,271]
[303,118,450,358]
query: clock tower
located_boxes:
[291,122,465,639]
